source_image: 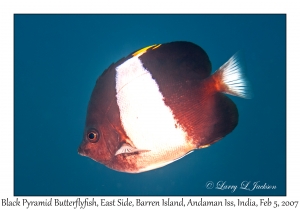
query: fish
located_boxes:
[78,41,251,173]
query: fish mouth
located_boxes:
[78,144,86,156]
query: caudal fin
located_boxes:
[213,51,252,99]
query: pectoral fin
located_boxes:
[115,144,150,156]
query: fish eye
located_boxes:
[86,129,100,143]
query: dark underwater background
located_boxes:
[14,14,286,196]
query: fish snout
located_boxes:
[78,144,86,156]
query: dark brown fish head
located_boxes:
[78,63,123,166]
[78,111,115,164]
[78,120,116,166]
